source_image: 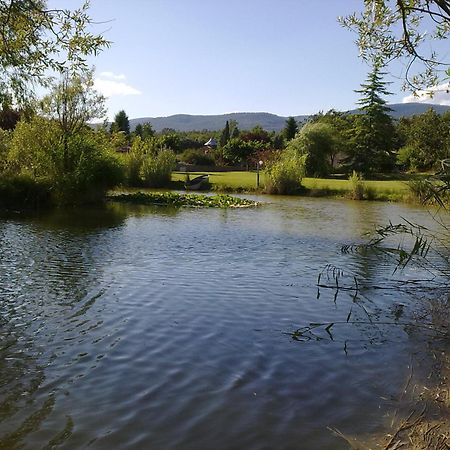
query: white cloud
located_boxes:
[402,83,450,106]
[99,71,126,81]
[94,72,142,97]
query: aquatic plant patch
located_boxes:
[107,192,259,208]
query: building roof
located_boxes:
[204,138,217,147]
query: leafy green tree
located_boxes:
[0,128,11,173]
[0,107,20,130]
[8,116,122,203]
[231,124,240,139]
[265,147,306,194]
[222,138,265,165]
[396,109,450,170]
[134,124,143,137]
[41,70,105,172]
[228,120,240,138]
[0,0,109,105]
[142,123,154,139]
[220,120,230,147]
[284,116,298,141]
[340,1,450,90]
[346,66,396,174]
[290,122,339,177]
[111,110,130,135]
[309,110,353,166]
[240,126,271,144]
[134,122,154,140]
[272,133,285,150]
[8,117,59,177]
[157,132,181,153]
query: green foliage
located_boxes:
[396,109,450,170]
[111,110,130,135]
[140,148,176,187]
[8,117,123,205]
[272,133,285,150]
[0,175,51,209]
[179,149,215,166]
[290,122,338,177]
[0,128,11,173]
[222,138,258,165]
[134,124,143,137]
[51,132,123,204]
[345,66,396,174]
[110,131,129,151]
[240,126,272,144]
[220,120,230,147]
[8,116,60,177]
[157,132,181,153]
[42,70,105,135]
[340,1,450,90]
[122,136,147,185]
[230,120,240,138]
[0,0,109,105]
[109,191,258,208]
[121,137,175,188]
[0,104,21,130]
[348,171,365,200]
[284,116,298,141]
[265,147,306,194]
[134,122,154,140]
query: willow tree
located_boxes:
[340,0,450,92]
[41,70,106,173]
[0,0,109,105]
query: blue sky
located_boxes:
[73,0,449,120]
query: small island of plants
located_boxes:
[107,192,259,208]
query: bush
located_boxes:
[8,117,60,177]
[0,129,11,173]
[51,132,124,204]
[348,171,366,200]
[265,148,306,194]
[140,148,176,187]
[0,175,51,209]
[179,149,215,166]
[290,123,337,177]
[123,136,148,185]
[396,145,422,171]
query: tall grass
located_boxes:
[265,150,306,194]
[348,171,365,200]
[140,148,176,187]
[122,137,176,188]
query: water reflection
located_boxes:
[0,197,447,449]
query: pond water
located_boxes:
[0,196,447,449]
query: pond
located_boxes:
[0,196,447,449]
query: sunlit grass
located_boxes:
[172,171,414,201]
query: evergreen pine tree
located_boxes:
[142,122,154,139]
[134,123,143,137]
[111,110,130,135]
[284,117,298,141]
[220,120,230,147]
[347,66,396,174]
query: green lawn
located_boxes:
[172,170,412,200]
[173,171,264,189]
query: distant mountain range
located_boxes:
[128,102,450,132]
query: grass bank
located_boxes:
[172,171,415,202]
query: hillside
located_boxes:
[128,103,450,132]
